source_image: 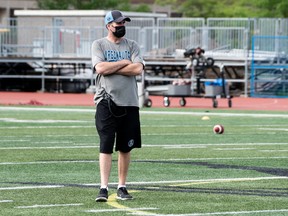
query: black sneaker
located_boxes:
[116,187,133,200]
[95,188,108,202]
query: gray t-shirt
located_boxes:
[91,37,144,107]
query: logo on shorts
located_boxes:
[128,139,134,147]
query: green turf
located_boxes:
[0,106,287,216]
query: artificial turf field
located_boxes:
[0,106,287,216]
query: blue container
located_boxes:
[205,78,225,87]
[205,79,227,96]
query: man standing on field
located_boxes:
[91,10,145,202]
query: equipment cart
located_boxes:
[162,47,233,108]
[163,91,233,108]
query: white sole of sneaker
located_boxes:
[95,197,108,202]
[116,197,133,200]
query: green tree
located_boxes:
[155,0,288,18]
[255,0,288,17]
[37,0,151,12]
[37,0,130,10]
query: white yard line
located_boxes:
[0,118,89,123]
[164,146,207,149]
[0,185,64,190]
[0,139,29,142]
[15,203,83,209]
[133,156,288,161]
[0,146,97,150]
[0,200,13,203]
[127,209,288,216]
[1,177,287,191]
[83,176,288,187]
[140,110,288,118]
[213,148,255,151]
[85,208,158,213]
[0,142,287,150]
[168,177,288,187]
[0,107,94,113]
[259,150,288,152]
[0,160,97,165]
[1,106,288,118]
[259,128,288,131]
[0,126,93,129]
[1,156,287,166]
[144,143,288,147]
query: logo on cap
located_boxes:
[105,10,131,25]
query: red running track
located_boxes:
[0,92,287,111]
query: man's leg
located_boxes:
[116,151,133,200]
[118,151,130,185]
[95,153,112,202]
[99,153,112,187]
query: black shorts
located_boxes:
[95,98,141,153]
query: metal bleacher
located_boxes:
[1,14,288,97]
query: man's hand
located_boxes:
[95,59,132,75]
[116,62,143,76]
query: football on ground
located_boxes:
[213,124,224,134]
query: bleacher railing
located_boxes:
[251,36,288,97]
[1,17,288,97]
[2,17,288,58]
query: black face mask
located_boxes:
[112,26,126,38]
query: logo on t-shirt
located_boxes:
[105,50,130,62]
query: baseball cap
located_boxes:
[105,10,131,25]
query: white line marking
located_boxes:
[141,157,288,161]
[0,139,29,142]
[214,148,255,151]
[0,200,13,203]
[1,134,94,138]
[134,156,288,161]
[142,124,288,128]
[259,128,288,131]
[85,208,158,213]
[0,126,93,129]
[0,185,64,190]
[164,146,207,149]
[83,176,288,187]
[3,124,286,129]
[1,106,288,118]
[0,142,287,150]
[15,203,83,209]
[169,177,288,187]
[260,150,288,152]
[0,146,97,150]
[0,118,89,123]
[144,143,288,147]
[0,160,97,165]
[0,107,94,113]
[1,156,287,166]
[1,177,286,191]
[140,110,288,118]
[131,209,288,216]
[144,133,209,136]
